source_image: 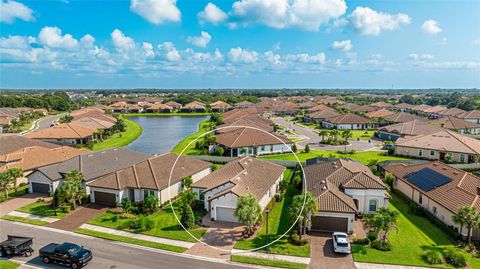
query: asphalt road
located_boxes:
[36,114,65,131]
[0,220,250,269]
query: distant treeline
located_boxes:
[0,92,75,111]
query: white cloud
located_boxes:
[264,51,282,65]
[198,3,227,25]
[0,0,34,23]
[157,42,180,61]
[331,40,352,51]
[38,26,78,49]
[80,34,95,48]
[130,0,180,24]
[349,7,411,35]
[187,31,212,48]
[284,52,326,64]
[409,53,434,61]
[111,29,135,52]
[231,0,347,31]
[142,42,154,58]
[421,20,442,35]
[228,47,258,63]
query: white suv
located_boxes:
[332,232,351,254]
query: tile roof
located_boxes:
[431,116,480,130]
[164,101,182,108]
[456,110,480,120]
[383,112,422,123]
[234,101,255,108]
[423,105,448,113]
[70,117,115,129]
[215,127,291,148]
[308,104,333,112]
[370,102,392,108]
[192,157,285,201]
[216,117,274,134]
[365,109,396,118]
[71,110,117,123]
[184,101,206,109]
[0,135,59,155]
[87,153,212,190]
[384,161,480,213]
[210,101,232,109]
[27,123,97,139]
[436,107,466,116]
[393,103,415,109]
[378,120,442,136]
[306,110,340,120]
[351,105,378,113]
[323,113,370,124]
[338,103,360,111]
[146,103,173,111]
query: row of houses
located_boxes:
[0,107,48,133]
[106,100,247,114]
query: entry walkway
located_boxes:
[7,211,58,223]
[231,249,311,264]
[46,204,109,231]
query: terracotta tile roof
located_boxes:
[338,103,360,111]
[298,101,317,108]
[164,101,182,108]
[222,109,253,122]
[383,112,422,123]
[216,127,291,148]
[0,116,13,125]
[87,153,212,190]
[184,101,206,109]
[109,101,128,108]
[456,110,480,120]
[379,120,442,136]
[146,103,173,111]
[0,146,88,171]
[306,110,340,120]
[70,107,104,117]
[384,161,480,214]
[323,113,370,124]
[305,159,385,213]
[71,110,117,123]
[234,101,255,108]
[192,157,285,201]
[27,123,97,139]
[393,103,415,109]
[410,104,433,112]
[71,117,115,129]
[431,116,480,130]
[0,135,59,155]
[423,105,448,113]
[308,104,333,112]
[351,105,378,113]
[365,109,396,118]
[210,101,232,109]
[315,97,343,105]
[437,108,466,116]
[216,117,274,134]
[395,129,480,154]
[370,102,392,108]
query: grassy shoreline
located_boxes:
[91,119,142,151]
[171,119,211,155]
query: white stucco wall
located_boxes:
[159,181,183,204]
[394,145,477,163]
[211,192,238,220]
[192,168,211,183]
[201,182,235,210]
[344,188,388,214]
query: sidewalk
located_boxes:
[7,211,59,223]
[79,224,195,249]
[231,249,311,264]
[355,262,435,269]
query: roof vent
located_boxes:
[433,163,438,166]
[243,172,248,175]
[442,167,448,171]
[322,186,327,190]
[321,180,326,184]
[87,154,94,157]
[453,171,459,175]
[115,157,118,161]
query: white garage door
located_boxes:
[216,206,237,223]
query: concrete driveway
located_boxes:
[309,232,356,269]
[46,203,109,231]
[0,193,47,217]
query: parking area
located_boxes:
[309,232,355,269]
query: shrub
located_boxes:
[37,198,45,203]
[142,195,159,215]
[138,215,155,231]
[371,240,392,251]
[106,209,122,215]
[215,147,224,156]
[180,201,195,229]
[274,193,283,202]
[352,238,370,245]
[410,203,426,216]
[423,249,445,265]
[121,198,133,213]
[443,248,468,267]
[118,213,137,220]
[367,231,378,242]
[290,231,308,246]
[304,144,310,153]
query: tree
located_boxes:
[304,144,310,153]
[384,172,394,189]
[288,192,318,239]
[319,130,329,142]
[0,171,13,200]
[367,159,379,170]
[291,143,297,153]
[121,198,133,213]
[331,129,340,144]
[7,167,23,196]
[180,200,195,229]
[234,194,262,235]
[341,130,352,153]
[453,206,480,243]
[142,195,159,215]
[57,170,85,209]
[370,208,398,243]
[180,189,195,206]
[215,147,224,156]
[183,176,193,189]
[59,114,73,123]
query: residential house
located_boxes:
[351,105,378,113]
[305,159,389,233]
[308,104,333,113]
[365,109,395,119]
[0,135,59,155]
[216,115,274,134]
[435,107,466,117]
[456,110,480,124]
[234,101,255,109]
[210,101,233,112]
[0,117,13,133]
[322,113,371,130]
[298,101,317,110]
[383,112,422,124]
[182,101,206,113]
[70,117,115,131]
[391,103,415,112]
[376,120,442,141]
[191,157,285,223]
[27,123,98,145]
[145,103,173,113]
[338,103,360,111]
[384,161,480,240]
[304,110,340,124]
[431,116,480,134]
[164,101,182,111]
[370,102,391,108]
[394,130,480,163]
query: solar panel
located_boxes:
[405,168,452,192]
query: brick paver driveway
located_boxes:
[309,232,356,269]
[0,193,47,217]
[46,203,109,231]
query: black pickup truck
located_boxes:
[39,242,92,269]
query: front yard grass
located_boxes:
[349,130,376,140]
[16,201,66,218]
[91,119,142,151]
[0,260,20,269]
[88,204,205,243]
[234,182,310,257]
[352,192,480,268]
[261,149,408,165]
[75,228,187,253]
[231,255,307,269]
[171,119,211,155]
[1,215,49,226]
[0,185,28,203]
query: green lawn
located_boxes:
[352,193,480,268]
[1,215,49,226]
[349,130,376,140]
[171,119,212,155]
[75,228,187,253]
[231,255,307,269]
[16,201,66,218]
[0,185,28,203]
[91,119,142,151]
[87,204,205,243]
[234,181,310,257]
[0,260,20,269]
[261,149,408,165]
[123,112,210,117]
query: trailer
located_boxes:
[0,235,34,257]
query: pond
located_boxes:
[125,116,208,155]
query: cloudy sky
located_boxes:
[1,0,479,89]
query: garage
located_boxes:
[311,216,348,233]
[31,182,50,194]
[216,206,237,223]
[93,191,116,206]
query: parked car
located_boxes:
[332,232,351,254]
[40,242,92,269]
[0,235,34,257]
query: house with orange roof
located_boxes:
[181,101,206,112]
[27,123,98,145]
[209,101,233,112]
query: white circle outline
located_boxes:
[167,124,307,253]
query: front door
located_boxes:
[439,152,446,161]
[129,189,135,201]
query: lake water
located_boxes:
[125,116,208,155]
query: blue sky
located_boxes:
[1,0,479,89]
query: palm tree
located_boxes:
[454,206,480,243]
[58,170,86,209]
[235,194,262,235]
[331,129,339,144]
[0,171,13,200]
[341,130,353,153]
[371,208,398,243]
[319,130,329,142]
[7,167,24,196]
[288,192,318,239]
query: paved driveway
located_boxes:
[46,203,109,231]
[0,193,47,217]
[309,232,356,269]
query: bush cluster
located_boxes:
[371,240,392,251]
[290,231,308,246]
[352,238,370,245]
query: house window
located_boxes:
[460,154,465,163]
[261,145,265,151]
[430,150,435,156]
[418,149,423,157]
[369,200,378,212]
[419,193,423,204]
[199,193,205,201]
[143,189,155,198]
[433,206,437,215]
[270,145,274,152]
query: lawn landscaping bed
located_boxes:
[171,119,212,155]
[91,119,142,150]
[0,185,28,203]
[0,260,20,269]
[75,228,187,253]
[231,255,307,269]
[1,215,49,226]
[15,200,67,218]
[352,192,480,268]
